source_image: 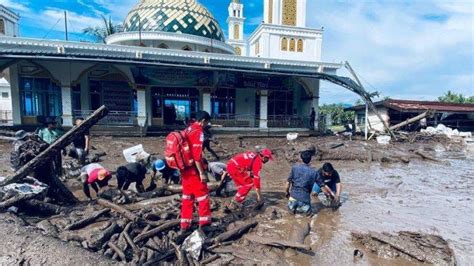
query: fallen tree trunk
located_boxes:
[125,195,180,211]
[0,106,109,187]
[390,111,431,131]
[133,219,180,244]
[214,221,257,244]
[19,199,63,216]
[65,208,111,230]
[0,193,37,211]
[244,234,312,251]
[97,198,140,222]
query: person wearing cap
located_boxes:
[80,163,112,200]
[116,162,148,193]
[285,151,318,216]
[10,130,30,171]
[226,148,273,210]
[37,117,64,144]
[37,117,65,175]
[151,159,180,187]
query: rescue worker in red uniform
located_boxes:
[226,148,273,210]
[180,111,212,231]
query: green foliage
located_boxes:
[83,15,121,43]
[319,104,355,126]
[438,91,474,104]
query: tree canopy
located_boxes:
[83,15,122,43]
[319,104,355,126]
[438,91,474,104]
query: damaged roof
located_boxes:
[349,99,474,113]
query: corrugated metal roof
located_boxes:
[349,99,474,113]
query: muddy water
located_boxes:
[0,136,473,265]
[262,152,474,265]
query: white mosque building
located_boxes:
[0,0,353,131]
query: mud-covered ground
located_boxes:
[0,134,473,265]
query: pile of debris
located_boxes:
[352,231,456,265]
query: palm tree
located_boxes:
[83,15,122,43]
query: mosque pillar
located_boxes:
[9,65,22,125]
[61,85,73,127]
[201,88,212,114]
[259,90,268,129]
[310,80,320,130]
[136,86,147,127]
[145,86,152,126]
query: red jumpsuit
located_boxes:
[227,151,263,203]
[180,122,211,230]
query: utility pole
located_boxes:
[64,11,69,41]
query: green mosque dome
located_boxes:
[123,0,225,42]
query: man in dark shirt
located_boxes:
[312,162,342,206]
[309,108,316,129]
[69,118,90,165]
[116,162,148,193]
[285,151,318,215]
[203,125,219,161]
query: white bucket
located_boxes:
[123,144,149,163]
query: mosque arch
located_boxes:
[0,19,5,35]
[297,39,303,52]
[235,46,242,55]
[289,38,296,52]
[182,45,193,51]
[281,37,288,51]
[158,43,169,49]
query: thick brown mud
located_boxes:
[0,135,472,264]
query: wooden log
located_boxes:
[201,254,220,265]
[20,199,63,216]
[107,242,126,262]
[163,182,220,194]
[65,209,111,230]
[133,219,180,244]
[414,151,440,162]
[143,250,175,266]
[97,198,140,222]
[124,231,140,254]
[89,221,121,250]
[214,221,258,244]
[389,111,431,131]
[0,106,109,187]
[125,195,180,211]
[0,193,37,211]
[244,234,312,251]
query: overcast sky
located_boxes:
[1,0,472,104]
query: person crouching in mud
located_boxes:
[285,151,318,216]
[81,163,112,200]
[225,148,273,212]
[312,162,342,207]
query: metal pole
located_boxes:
[365,102,368,140]
[138,16,142,46]
[64,11,68,41]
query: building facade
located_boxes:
[0,0,350,131]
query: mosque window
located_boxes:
[233,10,236,17]
[0,19,5,35]
[234,24,240,40]
[255,41,260,55]
[235,47,242,55]
[182,45,193,51]
[297,39,303,52]
[289,38,296,52]
[281,37,288,51]
[282,0,297,26]
[238,10,241,17]
[158,43,169,49]
[211,88,236,118]
[268,0,273,23]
